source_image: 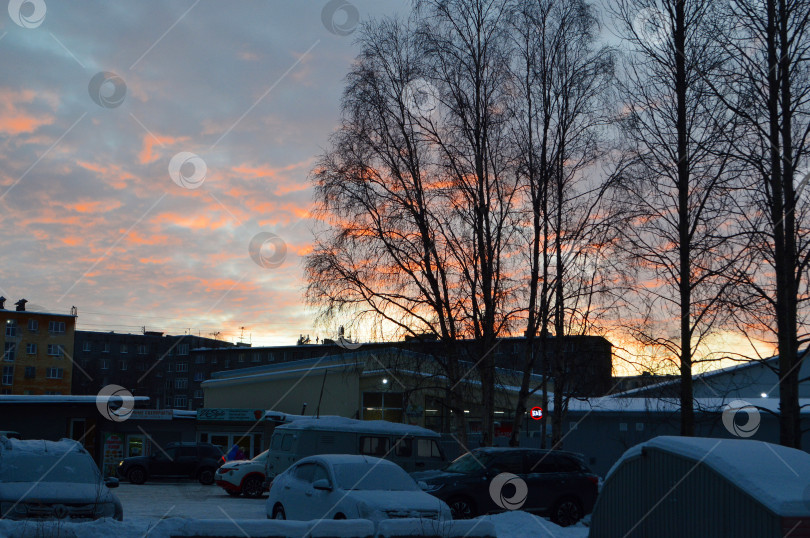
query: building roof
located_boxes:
[0,309,76,318]
[0,395,150,404]
[276,416,440,437]
[612,355,783,397]
[607,436,810,517]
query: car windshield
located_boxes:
[0,454,101,483]
[444,452,495,474]
[333,463,419,491]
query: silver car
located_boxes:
[0,436,123,521]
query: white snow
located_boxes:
[481,511,589,537]
[606,436,810,516]
[276,416,440,437]
[1,437,84,455]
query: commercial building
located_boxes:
[0,298,77,395]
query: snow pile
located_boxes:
[481,511,589,538]
[377,518,496,537]
[607,436,810,517]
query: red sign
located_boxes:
[530,407,543,420]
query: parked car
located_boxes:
[0,431,21,440]
[216,449,269,498]
[0,436,122,521]
[412,447,598,525]
[265,417,446,485]
[266,454,451,522]
[117,442,224,485]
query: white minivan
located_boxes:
[264,417,446,484]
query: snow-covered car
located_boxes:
[266,454,451,522]
[0,436,123,521]
[216,449,269,498]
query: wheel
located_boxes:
[551,497,583,527]
[448,497,476,519]
[273,504,286,520]
[226,490,241,497]
[198,468,215,485]
[334,513,346,520]
[127,467,146,485]
[242,476,264,498]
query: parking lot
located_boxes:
[115,481,266,521]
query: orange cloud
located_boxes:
[138,134,186,165]
[0,89,56,135]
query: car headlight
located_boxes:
[419,481,444,493]
[118,461,124,466]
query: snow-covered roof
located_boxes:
[607,436,810,517]
[0,395,150,404]
[276,416,440,437]
[1,437,84,455]
[303,454,393,466]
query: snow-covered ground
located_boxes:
[0,482,587,537]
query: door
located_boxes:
[483,451,526,514]
[150,446,179,476]
[176,446,198,476]
[284,462,316,519]
[524,452,569,512]
[301,463,336,520]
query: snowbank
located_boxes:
[481,511,589,538]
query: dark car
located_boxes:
[411,447,598,526]
[117,442,224,485]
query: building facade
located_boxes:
[0,299,77,395]
[71,330,234,409]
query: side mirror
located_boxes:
[104,477,120,489]
[313,478,332,491]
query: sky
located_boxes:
[0,0,409,346]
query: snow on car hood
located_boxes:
[347,489,447,515]
[410,469,463,484]
[219,459,257,470]
[0,481,117,504]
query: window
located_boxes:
[174,395,187,408]
[164,379,172,389]
[636,423,645,431]
[3,343,15,362]
[5,320,16,337]
[164,395,172,407]
[46,367,64,379]
[178,344,189,356]
[268,352,276,362]
[360,436,390,457]
[100,359,110,370]
[416,439,442,459]
[136,362,145,371]
[47,344,63,357]
[238,353,245,363]
[24,367,35,379]
[119,360,128,371]
[619,423,628,432]
[312,464,329,484]
[0,389,10,395]
[527,453,580,474]
[211,356,217,364]
[280,434,293,451]
[27,319,38,333]
[138,344,147,355]
[491,452,524,474]
[45,391,61,395]
[120,344,128,354]
[194,390,203,399]
[394,438,412,457]
[193,372,204,382]
[194,355,205,364]
[167,363,173,373]
[176,363,188,373]
[48,321,66,334]
[294,463,316,483]
[2,366,13,385]
[252,353,261,362]
[175,378,188,389]
[82,341,91,352]
[25,343,36,355]
[102,342,110,353]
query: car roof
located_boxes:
[0,437,86,455]
[473,447,583,458]
[296,454,395,467]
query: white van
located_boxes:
[264,417,446,482]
